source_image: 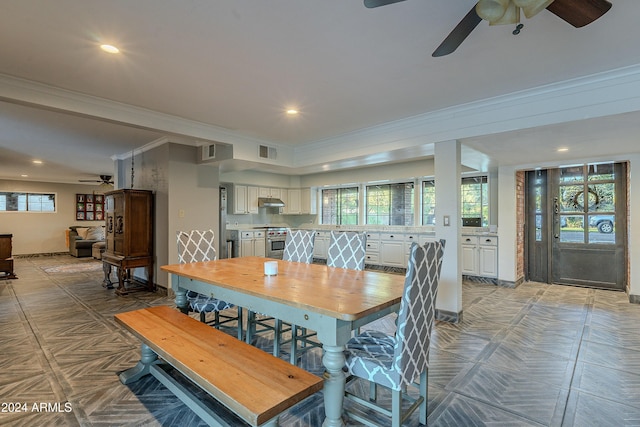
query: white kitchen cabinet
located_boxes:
[287,189,302,214]
[404,233,435,265]
[259,187,281,199]
[240,231,265,257]
[248,186,259,214]
[278,188,316,215]
[478,236,498,278]
[300,188,317,214]
[279,189,289,214]
[379,233,405,267]
[461,236,478,275]
[461,235,498,278]
[233,185,248,214]
[233,185,259,214]
[365,232,380,265]
[313,231,329,259]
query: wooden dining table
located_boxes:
[161,256,406,427]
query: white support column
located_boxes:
[434,140,462,321]
[628,154,640,302]
[498,165,518,284]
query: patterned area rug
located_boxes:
[42,262,103,274]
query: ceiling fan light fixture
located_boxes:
[489,2,521,25]
[513,0,555,18]
[476,0,510,23]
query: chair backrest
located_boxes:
[392,239,445,389]
[326,231,367,271]
[177,229,217,264]
[282,229,315,264]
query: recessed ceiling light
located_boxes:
[286,109,299,116]
[100,44,120,54]
[557,147,569,152]
[32,160,43,164]
[21,174,28,177]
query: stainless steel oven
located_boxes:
[264,227,287,259]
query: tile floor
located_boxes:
[1,255,640,426]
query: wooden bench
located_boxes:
[115,306,323,427]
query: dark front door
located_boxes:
[526,162,627,290]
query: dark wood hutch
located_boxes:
[102,189,154,295]
[0,234,17,280]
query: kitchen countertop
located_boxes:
[228,224,497,237]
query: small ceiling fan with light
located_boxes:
[79,175,114,186]
[364,0,612,57]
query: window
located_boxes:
[421,175,489,226]
[365,182,414,226]
[422,180,435,225]
[0,192,56,212]
[558,163,616,244]
[461,176,488,226]
[321,187,359,225]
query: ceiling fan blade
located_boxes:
[546,0,612,28]
[432,5,483,57]
[364,0,406,8]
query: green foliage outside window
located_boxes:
[366,183,414,226]
[322,187,359,225]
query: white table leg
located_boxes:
[322,345,346,427]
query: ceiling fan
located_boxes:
[79,175,114,185]
[364,0,612,57]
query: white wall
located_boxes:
[300,159,436,188]
[0,179,107,255]
[115,142,221,289]
[434,141,462,316]
[497,166,518,284]
[627,154,640,298]
[220,170,294,188]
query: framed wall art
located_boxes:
[75,194,104,221]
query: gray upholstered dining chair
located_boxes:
[246,229,316,359]
[177,230,243,340]
[289,230,368,365]
[344,239,445,427]
[282,228,316,264]
[327,230,367,270]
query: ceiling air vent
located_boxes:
[202,144,216,160]
[259,145,277,160]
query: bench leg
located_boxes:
[119,343,159,384]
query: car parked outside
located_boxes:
[589,215,615,233]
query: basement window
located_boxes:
[0,192,56,212]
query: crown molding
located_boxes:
[0,73,269,148]
[293,63,640,168]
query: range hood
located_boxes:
[258,197,285,208]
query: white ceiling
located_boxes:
[0,0,639,184]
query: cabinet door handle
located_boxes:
[485,239,492,243]
[390,235,394,238]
